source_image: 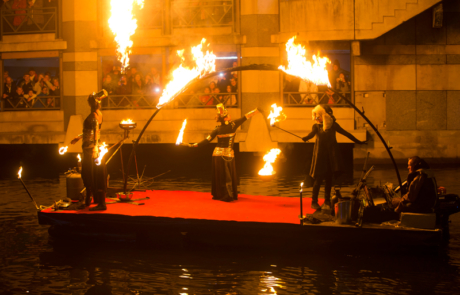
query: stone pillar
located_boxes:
[61,0,99,130]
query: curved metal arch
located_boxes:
[123,64,403,193]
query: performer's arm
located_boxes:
[233,108,260,129]
[92,114,99,158]
[335,123,366,144]
[70,133,83,144]
[302,125,317,142]
[184,129,218,147]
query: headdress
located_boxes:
[216,103,231,125]
[312,104,334,131]
[88,89,108,104]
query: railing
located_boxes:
[137,0,163,30]
[283,91,352,107]
[171,0,234,29]
[1,7,58,37]
[102,92,238,109]
[1,96,60,111]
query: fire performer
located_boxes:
[71,90,108,211]
[182,104,260,202]
[302,105,366,210]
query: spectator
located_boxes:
[299,80,318,105]
[149,67,161,86]
[33,86,48,108]
[325,89,336,105]
[132,73,144,95]
[3,0,27,27]
[27,0,44,29]
[230,78,237,92]
[45,76,59,96]
[46,96,55,108]
[144,74,155,94]
[217,72,228,93]
[109,65,121,82]
[336,72,350,97]
[213,87,222,103]
[24,89,36,107]
[225,85,236,105]
[329,59,344,88]
[200,87,213,105]
[231,61,238,80]
[3,76,16,100]
[12,86,26,108]
[29,68,38,83]
[37,73,45,88]
[20,73,33,94]
[3,70,10,83]
[117,75,131,95]
[209,81,216,93]
[102,74,117,95]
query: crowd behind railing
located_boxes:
[1,0,58,36]
[1,69,60,110]
[283,59,352,106]
[102,61,239,109]
[171,0,234,28]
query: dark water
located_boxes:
[2,158,460,294]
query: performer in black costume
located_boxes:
[182,104,260,202]
[302,105,366,210]
[71,90,108,211]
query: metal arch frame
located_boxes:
[123,64,403,194]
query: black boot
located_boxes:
[89,191,107,211]
[77,192,87,209]
[311,178,321,210]
[321,193,332,214]
[85,188,94,207]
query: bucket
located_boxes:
[335,200,352,224]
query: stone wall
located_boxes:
[353,0,460,163]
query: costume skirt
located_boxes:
[211,155,238,202]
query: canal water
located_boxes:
[1,145,460,294]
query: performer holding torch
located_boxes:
[71,90,108,211]
[181,104,260,202]
[302,105,366,211]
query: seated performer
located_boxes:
[182,104,260,202]
[71,90,108,211]
[302,105,366,210]
[391,156,437,213]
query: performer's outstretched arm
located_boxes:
[302,125,317,142]
[335,123,366,144]
[183,128,218,147]
[232,108,260,129]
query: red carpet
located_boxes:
[42,190,323,225]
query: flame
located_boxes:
[157,39,216,108]
[77,154,81,162]
[267,103,287,126]
[175,119,187,145]
[279,36,331,87]
[108,0,144,72]
[121,119,134,124]
[258,149,282,176]
[18,166,22,179]
[95,142,109,166]
[59,146,68,155]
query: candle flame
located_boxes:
[109,0,144,72]
[156,39,216,109]
[18,166,22,179]
[258,149,282,176]
[176,119,187,145]
[95,142,109,166]
[77,154,81,162]
[278,36,331,87]
[121,118,134,124]
[267,103,287,126]
[59,146,68,155]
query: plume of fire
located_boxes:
[59,146,68,155]
[278,36,331,87]
[175,119,188,145]
[267,103,287,126]
[258,149,282,176]
[95,142,109,166]
[121,118,134,124]
[18,166,22,179]
[77,154,81,162]
[157,39,216,108]
[108,0,144,72]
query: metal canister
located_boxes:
[335,200,352,224]
[66,172,84,201]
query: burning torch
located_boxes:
[17,167,39,210]
[267,104,304,141]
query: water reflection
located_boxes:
[1,166,460,293]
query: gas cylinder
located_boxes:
[66,172,84,201]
